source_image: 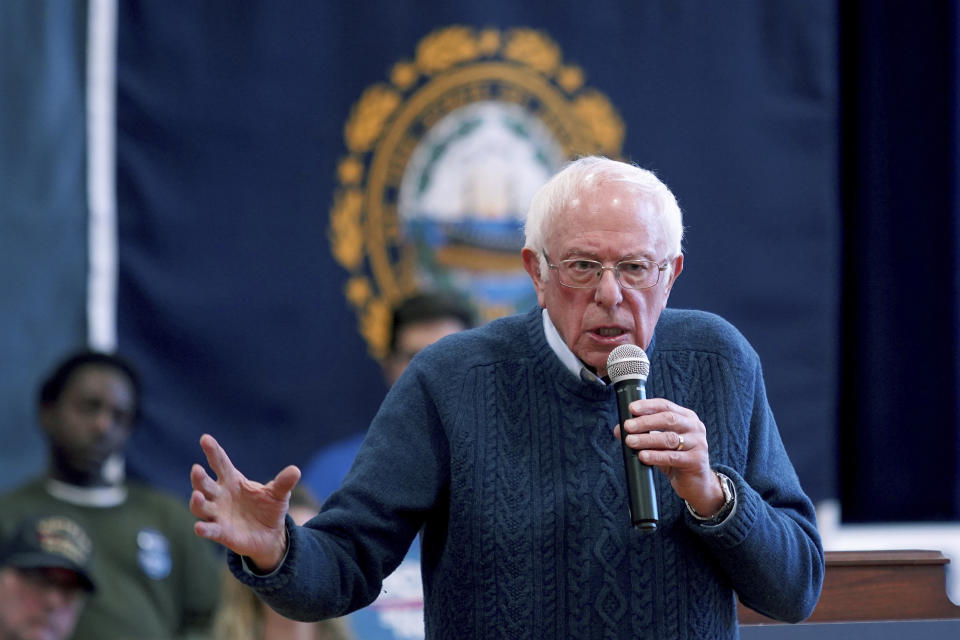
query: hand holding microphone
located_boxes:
[609,345,728,527]
[607,344,658,532]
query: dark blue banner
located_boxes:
[0,2,839,512]
[0,1,90,487]
[113,1,838,502]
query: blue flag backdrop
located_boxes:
[3,1,841,509]
[0,0,90,485]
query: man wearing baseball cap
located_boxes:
[0,515,95,640]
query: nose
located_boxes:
[594,267,623,308]
[40,584,73,609]
[91,408,115,435]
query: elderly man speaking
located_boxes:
[190,156,823,639]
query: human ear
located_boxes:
[664,254,684,295]
[521,247,547,308]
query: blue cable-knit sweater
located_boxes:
[231,307,823,639]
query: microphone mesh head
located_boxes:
[606,344,649,383]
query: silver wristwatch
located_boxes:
[685,471,735,524]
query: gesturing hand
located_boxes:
[189,433,301,572]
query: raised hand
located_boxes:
[189,433,301,572]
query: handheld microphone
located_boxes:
[607,344,658,532]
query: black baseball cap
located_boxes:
[0,515,96,593]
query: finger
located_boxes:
[618,425,646,449]
[269,465,302,498]
[628,397,680,417]
[616,421,671,447]
[614,424,657,451]
[190,463,220,498]
[638,448,686,468]
[621,417,646,434]
[200,433,236,482]
[622,412,683,435]
[621,430,684,451]
[193,520,223,543]
[189,490,216,521]
[665,431,683,450]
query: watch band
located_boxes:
[685,471,735,523]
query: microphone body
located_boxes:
[608,345,658,532]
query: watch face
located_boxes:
[718,473,734,503]
[685,472,735,522]
[703,472,735,524]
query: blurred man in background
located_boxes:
[303,290,476,498]
[0,351,221,640]
[0,514,95,640]
[301,290,475,639]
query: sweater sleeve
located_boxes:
[690,355,825,623]
[227,357,452,621]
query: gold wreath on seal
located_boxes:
[329,25,625,358]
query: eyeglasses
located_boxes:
[543,251,668,290]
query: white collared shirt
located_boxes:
[541,308,606,384]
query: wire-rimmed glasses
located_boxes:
[543,251,668,290]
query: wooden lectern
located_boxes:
[738,550,960,625]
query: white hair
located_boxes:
[523,156,685,279]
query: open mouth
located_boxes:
[592,327,627,338]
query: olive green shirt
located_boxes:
[0,477,222,640]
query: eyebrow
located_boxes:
[560,248,656,262]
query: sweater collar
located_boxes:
[538,308,660,383]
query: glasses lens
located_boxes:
[559,260,601,287]
[617,261,658,289]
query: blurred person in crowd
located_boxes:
[303,290,477,504]
[212,485,352,640]
[0,514,95,640]
[189,157,823,638]
[301,290,475,638]
[0,350,221,640]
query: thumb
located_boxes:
[269,465,301,499]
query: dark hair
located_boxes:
[389,291,476,354]
[38,350,141,416]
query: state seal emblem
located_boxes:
[329,25,624,357]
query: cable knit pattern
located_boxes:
[230,307,823,639]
